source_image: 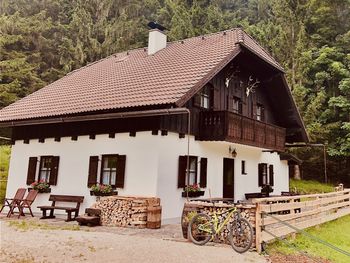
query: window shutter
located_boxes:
[258,163,264,187]
[193,93,201,107]
[178,155,187,188]
[269,165,274,186]
[49,156,60,185]
[200,158,207,188]
[116,155,126,188]
[87,156,99,187]
[26,157,37,185]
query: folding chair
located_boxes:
[0,188,26,215]
[8,189,38,218]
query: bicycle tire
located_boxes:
[188,213,214,245]
[229,217,253,253]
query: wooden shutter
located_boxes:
[87,156,99,187]
[178,155,187,188]
[193,93,201,107]
[200,158,207,188]
[49,156,60,185]
[269,165,274,186]
[258,163,264,187]
[116,155,126,188]
[26,157,37,185]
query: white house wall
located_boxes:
[6,132,289,222]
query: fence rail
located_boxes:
[253,189,350,253]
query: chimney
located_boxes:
[147,22,167,55]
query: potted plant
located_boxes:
[182,184,205,198]
[261,184,273,197]
[90,184,118,196]
[29,181,51,193]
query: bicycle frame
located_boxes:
[211,206,239,236]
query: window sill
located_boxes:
[90,191,118,197]
[28,187,51,193]
[181,191,205,198]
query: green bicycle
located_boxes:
[188,204,253,253]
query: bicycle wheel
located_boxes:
[188,213,214,245]
[229,218,253,253]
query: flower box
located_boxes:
[28,187,51,193]
[90,191,118,196]
[181,191,205,198]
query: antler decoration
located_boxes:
[225,66,240,88]
[246,75,260,97]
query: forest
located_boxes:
[0,0,349,185]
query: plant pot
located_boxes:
[181,191,205,198]
[28,187,51,193]
[90,191,118,196]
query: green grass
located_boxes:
[290,178,334,194]
[0,145,11,205]
[8,220,81,231]
[267,215,350,263]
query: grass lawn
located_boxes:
[0,145,11,205]
[290,178,334,194]
[267,214,350,263]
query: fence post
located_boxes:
[255,202,262,253]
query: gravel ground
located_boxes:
[0,215,267,263]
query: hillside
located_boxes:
[0,0,349,184]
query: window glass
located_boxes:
[186,157,197,185]
[257,104,264,121]
[102,155,118,185]
[200,86,210,109]
[233,97,242,114]
[241,160,247,174]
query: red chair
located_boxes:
[0,188,26,215]
[8,189,38,218]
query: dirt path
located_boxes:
[0,217,267,263]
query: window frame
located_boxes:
[232,96,243,114]
[100,154,119,187]
[186,156,198,185]
[241,160,247,175]
[256,104,265,122]
[38,156,53,183]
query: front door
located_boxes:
[223,158,235,199]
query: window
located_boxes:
[241,160,247,175]
[178,155,206,188]
[39,156,53,183]
[194,85,212,109]
[233,97,242,114]
[258,163,274,186]
[257,104,265,121]
[187,156,198,185]
[26,156,60,185]
[101,155,118,186]
[87,155,126,188]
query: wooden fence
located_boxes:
[253,189,350,253]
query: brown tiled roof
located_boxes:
[0,28,283,122]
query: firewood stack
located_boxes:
[92,196,161,228]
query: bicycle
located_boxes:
[187,203,253,253]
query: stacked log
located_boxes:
[92,196,160,228]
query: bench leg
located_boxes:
[66,211,72,222]
[40,209,56,219]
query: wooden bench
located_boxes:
[37,195,84,222]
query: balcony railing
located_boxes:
[198,111,286,151]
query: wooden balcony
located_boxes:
[198,111,286,151]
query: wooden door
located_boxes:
[223,158,235,198]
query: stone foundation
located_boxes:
[92,196,160,228]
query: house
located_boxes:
[0,26,308,223]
